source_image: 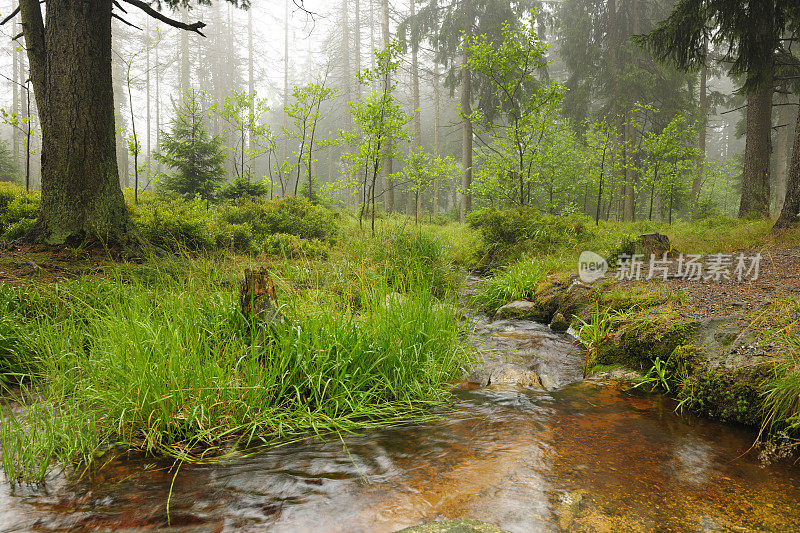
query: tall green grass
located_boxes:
[0,262,470,484]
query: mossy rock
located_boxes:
[397,519,509,533]
[676,363,772,426]
[595,315,699,369]
[550,312,570,332]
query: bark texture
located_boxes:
[21,0,133,245]
[774,100,800,230]
[739,66,774,219]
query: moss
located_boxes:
[676,364,772,426]
[595,315,699,369]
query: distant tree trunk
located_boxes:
[409,0,423,218]
[622,0,637,222]
[180,8,190,97]
[774,91,796,211]
[247,7,255,178]
[381,0,394,212]
[283,0,290,178]
[459,0,473,221]
[623,118,635,221]
[12,20,20,169]
[20,0,133,245]
[739,59,774,218]
[145,18,152,188]
[432,61,441,217]
[354,0,362,102]
[774,101,800,230]
[155,35,161,179]
[692,37,708,211]
[342,0,351,106]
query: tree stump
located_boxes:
[239,268,280,325]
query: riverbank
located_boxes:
[482,239,800,451]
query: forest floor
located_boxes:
[613,245,800,322]
[0,243,116,284]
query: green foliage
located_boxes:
[216,90,272,180]
[284,81,338,199]
[221,195,337,243]
[155,89,227,201]
[466,207,594,265]
[467,17,567,208]
[0,265,468,483]
[0,139,19,183]
[0,183,38,240]
[218,176,270,201]
[372,228,457,296]
[133,195,215,251]
[262,233,329,259]
[478,258,551,311]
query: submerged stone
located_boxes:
[398,518,509,532]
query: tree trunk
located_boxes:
[180,8,190,96]
[432,61,441,217]
[739,63,774,218]
[342,0,351,106]
[21,0,133,245]
[381,0,394,212]
[692,37,708,210]
[623,118,635,221]
[774,99,800,230]
[459,0,473,221]
[12,20,20,169]
[354,0,362,103]
[774,91,796,211]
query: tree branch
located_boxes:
[1,6,20,26]
[112,13,142,31]
[121,0,206,36]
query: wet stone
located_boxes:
[397,519,510,533]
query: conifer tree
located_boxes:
[155,90,227,201]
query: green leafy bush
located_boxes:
[218,176,270,201]
[0,184,39,240]
[133,195,215,251]
[222,195,337,243]
[262,233,329,259]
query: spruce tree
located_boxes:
[155,89,227,201]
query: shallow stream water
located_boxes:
[2,311,799,532]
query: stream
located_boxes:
[2,295,800,531]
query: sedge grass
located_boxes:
[0,259,471,484]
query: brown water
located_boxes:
[2,318,800,532]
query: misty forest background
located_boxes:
[0,0,792,224]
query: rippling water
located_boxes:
[2,318,799,532]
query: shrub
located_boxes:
[132,195,215,251]
[213,222,256,254]
[222,196,337,243]
[0,184,39,239]
[218,176,270,201]
[262,233,329,259]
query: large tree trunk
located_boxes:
[459,0,473,222]
[739,64,774,219]
[774,99,800,230]
[20,0,133,245]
